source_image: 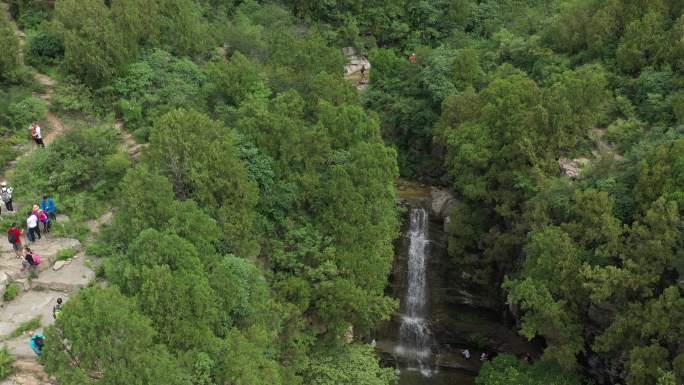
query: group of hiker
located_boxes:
[4,181,58,279]
[1,125,58,356]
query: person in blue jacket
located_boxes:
[30,332,45,355]
[40,195,56,222]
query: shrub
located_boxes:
[0,346,13,380]
[6,96,47,130]
[13,123,129,199]
[57,247,77,261]
[51,78,96,115]
[3,283,20,302]
[17,7,49,30]
[26,28,64,65]
[51,220,91,241]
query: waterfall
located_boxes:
[395,208,434,376]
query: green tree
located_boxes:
[303,344,396,385]
[476,353,585,385]
[148,108,259,255]
[0,10,20,82]
[56,0,137,87]
[43,286,192,385]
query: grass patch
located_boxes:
[3,283,20,302]
[57,246,77,261]
[9,316,41,339]
[0,346,13,380]
[50,220,90,242]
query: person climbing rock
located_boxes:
[53,298,63,319]
[7,223,23,258]
[22,247,40,276]
[30,122,44,148]
[30,332,45,355]
[0,182,13,212]
[27,210,41,243]
[41,195,57,222]
[38,207,50,233]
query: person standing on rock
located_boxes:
[26,210,41,243]
[7,223,23,257]
[53,298,63,319]
[38,207,50,234]
[0,181,13,212]
[30,122,44,148]
[41,195,57,222]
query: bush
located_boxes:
[6,96,47,130]
[17,7,49,30]
[13,123,129,199]
[57,247,77,261]
[51,220,91,241]
[0,346,13,380]
[27,28,64,64]
[606,118,646,153]
[3,283,20,302]
[50,78,96,115]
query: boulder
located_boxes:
[342,47,371,77]
[559,157,590,179]
[52,260,68,271]
[430,187,458,221]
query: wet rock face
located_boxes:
[430,187,458,227]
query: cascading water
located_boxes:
[395,208,435,376]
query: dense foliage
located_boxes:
[6,0,684,384]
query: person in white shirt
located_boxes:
[27,212,41,243]
[30,122,44,148]
[0,181,12,212]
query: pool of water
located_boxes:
[398,369,475,385]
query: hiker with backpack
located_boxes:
[30,332,45,355]
[0,182,12,213]
[7,223,23,258]
[41,195,57,222]
[53,298,63,319]
[30,122,44,148]
[22,247,41,276]
[26,210,41,243]
[38,207,50,233]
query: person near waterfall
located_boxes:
[30,122,44,148]
[0,181,13,213]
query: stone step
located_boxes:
[0,290,65,341]
[31,254,94,292]
[0,238,82,296]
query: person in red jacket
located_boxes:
[7,223,23,258]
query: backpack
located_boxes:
[31,253,41,265]
[7,230,16,244]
